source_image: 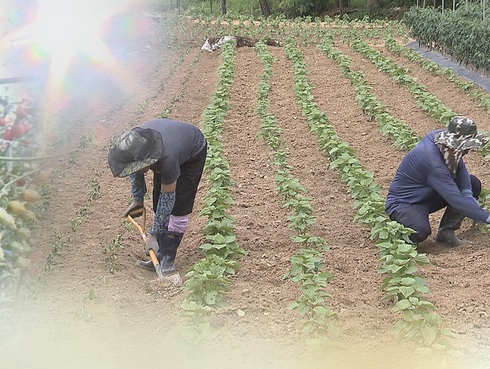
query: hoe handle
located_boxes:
[127,214,164,282]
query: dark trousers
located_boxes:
[389,175,481,243]
[152,144,207,216]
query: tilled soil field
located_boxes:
[2,8,490,369]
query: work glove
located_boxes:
[124,201,144,218]
[145,233,159,256]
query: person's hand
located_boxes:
[124,201,144,217]
[145,234,159,256]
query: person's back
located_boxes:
[108,118,207,285]
[386,129,444,216]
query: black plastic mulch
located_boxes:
[408,41,490,94]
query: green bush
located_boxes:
[403,5,490,73]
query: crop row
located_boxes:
[255,40,336,338]
[284,36,448,350]
[178,41,247,343]
[174,16,490,351]
[4,14,489,351]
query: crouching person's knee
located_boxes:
[409,225,431,244]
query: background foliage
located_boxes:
[159,0,489,19]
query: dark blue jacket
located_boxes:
[386,129,489,223]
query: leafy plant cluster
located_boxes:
[403,6,490,74]
[0,86,45,328]
[316,30,419,150]
[384,36,490,114]
[179,41,246,343]
[106,234,123,274]
[322,26,490,224]
[177,0,338,18]
[285,36,449,349]
[321,26,490,347]
[348,35,490,159]
[315,18,407,45]
[254,41,337,338]
[349,36,456,124]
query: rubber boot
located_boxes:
[135,257,183,287]
[135,215,170,271]
[435,206,468,246]
[158,231,184,286]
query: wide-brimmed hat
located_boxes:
[434,116,488,151]
[108,128,163,177]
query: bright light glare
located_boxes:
[12,0,129,87]
[32,0,118,64]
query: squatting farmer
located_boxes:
[108,119,207,285]
[385,116,490,246]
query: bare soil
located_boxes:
[2,10,490,369]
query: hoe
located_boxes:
[126,207,165,282]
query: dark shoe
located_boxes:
[436,206,468,246]
[135,259,155,271]
[435,229,468,247]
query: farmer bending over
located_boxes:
[386,116,490,246]
[108,119,207,285]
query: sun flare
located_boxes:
[4,0,136,88]
[27,0,125,82]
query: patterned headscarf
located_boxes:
[434,116,488,177]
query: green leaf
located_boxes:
[414,254,430,265]
[397,243,414,254]
[393,299,412,311]
[204,290,219,306]
[313,306,329,317]
[415,284,431,294]
[421,323,438,346]
[399,286,415,298]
